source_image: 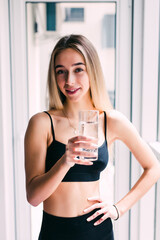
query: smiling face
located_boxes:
[54,48,91,104]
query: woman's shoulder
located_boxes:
[29,111,49,125]
[28,109,64,129]
[29,109,61,122]
[106,109,126,122]
[27,111,55,135]
[107,109,138,141]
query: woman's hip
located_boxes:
[38,209,114,240]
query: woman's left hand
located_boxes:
[83,196,119,226]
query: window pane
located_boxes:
[65,8,84,22]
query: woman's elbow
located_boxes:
[26,189,42,207]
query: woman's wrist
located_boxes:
[113,204,120,221]
[60,153,74,168]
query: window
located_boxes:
[65,8,84,22]
[102,14,116,48]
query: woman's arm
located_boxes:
[109,110,160,217]
[84,110,160,225]
[25,113,97,207]
[25,113,71,207]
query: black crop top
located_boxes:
[44,111,109,182]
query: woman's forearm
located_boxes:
[116,163,160,217]
[26,155,70,207]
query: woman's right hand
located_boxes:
[64,136,98,167]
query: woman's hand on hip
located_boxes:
[64,136,98,167]
[83,196,119,225]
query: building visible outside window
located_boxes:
[46,3,56,31]
[65,8,84,22]
[102,14,116,49]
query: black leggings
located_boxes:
[38,209,114,240]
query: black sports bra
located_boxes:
[44,111,109,182]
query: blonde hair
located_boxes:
[47,34,112,111]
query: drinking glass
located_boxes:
[79,110,99,161]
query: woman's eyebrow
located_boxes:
[55,62,85,69]
[55,64,64,69]
[72,62,85,66]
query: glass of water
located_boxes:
[79,110,99,161]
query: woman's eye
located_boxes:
[75,68,83,73]
[56,70,65,75]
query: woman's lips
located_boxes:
[65,88,80,95]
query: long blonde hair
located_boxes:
[47,34,112,111]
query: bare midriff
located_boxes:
[43,181,100,217]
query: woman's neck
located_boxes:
[63,100,95,119]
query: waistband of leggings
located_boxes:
[43,208,100,224]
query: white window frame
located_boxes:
[140,1,159,240]
[131,1,160,240]
[0,1,16,239]
[0,0,31,239]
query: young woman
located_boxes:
[25,35,160,240]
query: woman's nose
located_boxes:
[65,72,75,85]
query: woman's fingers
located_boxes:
[87,196,103,202]
[83,196,104,213]
[68,135,97,144]
[86,208,110,226]
[69,142,98,150]
[84,202,104,213]
[86,208,106,221]
[66,136,98,166]
[71,150,97,157]
[83,197,119,226]
[84,203,119,226]
[73,158,93,165]
[94,212,110,226]
[93,205,118,225]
